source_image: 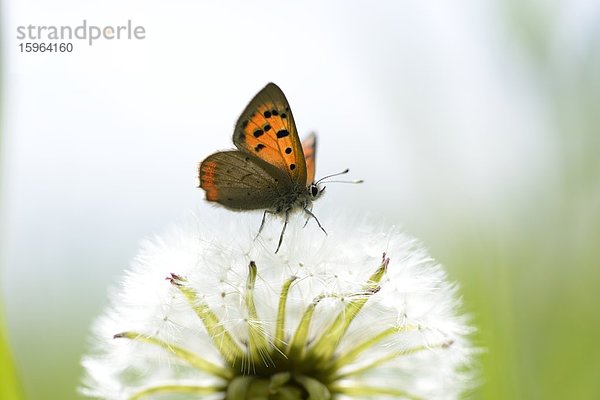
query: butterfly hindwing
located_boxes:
[232,83,307,186]
[199,151,290,210]
[301,133,317,185]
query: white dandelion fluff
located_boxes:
[81,209,473,399]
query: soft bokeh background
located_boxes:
[1,0,599,399]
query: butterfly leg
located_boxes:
[303,203,314,228]
[303,207,327,235]
[255,210,275,241]
[275,209,290,254]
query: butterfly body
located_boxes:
[198,83,323,252]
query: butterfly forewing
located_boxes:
[232,83,307,186]
[301,133,317,185]
[199,151,289,210]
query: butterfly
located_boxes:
[198,83,351,253]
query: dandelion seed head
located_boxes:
[82,208,474,399]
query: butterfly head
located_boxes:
[308,182,325,200]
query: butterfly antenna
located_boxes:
[316,169,363,185]
[315,169,350,184]
[321,179,364,184]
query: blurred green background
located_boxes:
[1,1,599,399]
[443,3,600,398]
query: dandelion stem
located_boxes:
[308,255,389,362]
[330,384,423,399]
[275,275,297,350]
[286,294,326,360]
[169,275,245,365]
[330,324,418,370]
[129,384,225,400]
[245,261,270,364]
[334,340,453,380]
[113,331,233,380]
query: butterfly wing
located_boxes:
[199,151,289,210]
[302,133,317,185]
[232,83,307,186]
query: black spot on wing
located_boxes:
[253,129,264,138]
[254,144,265,152]
[276,130,290,139]
[285,147,292,154]
[263,110,272,118]
[290,163,296,170]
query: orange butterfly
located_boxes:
[198,83,355,253]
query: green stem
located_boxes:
[170,274,245,366]
[129,384,225,400]
[0,304,23,400]
[334,340,453,380]
[286,294,327,360]
[275,275,297,350]
[330,384,423,399]
[114,331,233,380]
[245,262,270,364]
[307,256,389,362]
[329,324,417,371]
